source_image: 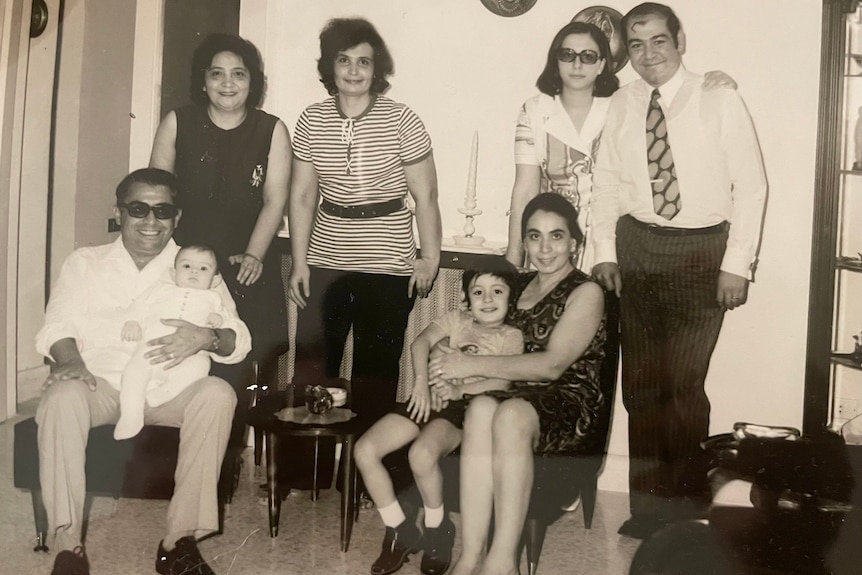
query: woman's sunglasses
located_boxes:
[556,48,600,65]
[118,201,179,220]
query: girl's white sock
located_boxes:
[377,500,407,528]
[424,504,444,528]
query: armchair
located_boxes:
[12,360,254,552]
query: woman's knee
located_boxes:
[492,399,539,440]
[463,396,499,430]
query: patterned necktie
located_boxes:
[646,89,681,219]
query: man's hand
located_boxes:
[43,359,97,392]
[144,319,215,369]
[592,262,622,297]
[288,262,311,309]
[717,271,749,310]
[404,257,438,298]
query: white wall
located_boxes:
[245,0,822,491]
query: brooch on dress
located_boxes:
[250,164,264,187]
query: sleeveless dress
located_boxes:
[172,104,288,364]
[485,269,608,456]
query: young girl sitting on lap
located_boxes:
[355,255,524,575]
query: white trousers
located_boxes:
[36,375,237,551]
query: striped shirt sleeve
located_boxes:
[397,106,432,165]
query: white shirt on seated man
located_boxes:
[35,167,251,575]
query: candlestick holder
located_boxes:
[454,131,485,247]
[453,202,486,246]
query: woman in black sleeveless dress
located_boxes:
[150,34,291,392]
[430,194,608,575]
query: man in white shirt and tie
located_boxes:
[591,2,767,539]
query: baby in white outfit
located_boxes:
[114,245,226,439]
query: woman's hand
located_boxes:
[703,70,738,90]
[407,379,432,423]
[403,257,438,298]
[428,348,470,381]
[144,319,216,369]
[229,253,263,286]
[430,379,462,402]
[288,262,311,309]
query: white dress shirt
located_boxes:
[35,238,252,391]
[591,67,767,278]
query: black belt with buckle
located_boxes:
[625,215,727,237]
[320,198,404,219]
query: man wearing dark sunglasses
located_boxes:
[36,167,251,575]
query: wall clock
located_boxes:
[480,0,538,18]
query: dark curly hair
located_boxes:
[521,193,583,247]
[461,255,520,309]
[536,21,619,98]
[317,18,394,96]
[622,2,682,48]
[189,34,265,109]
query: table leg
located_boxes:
[340,433,357,552]
[266,431,281,537]
[312,437,320,501]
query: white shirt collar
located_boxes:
[651,65,686,106]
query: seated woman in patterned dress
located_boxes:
[430,193,608,575]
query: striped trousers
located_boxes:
[616,215,727,517]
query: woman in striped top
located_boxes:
[288,18,442,430]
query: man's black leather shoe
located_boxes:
[51,546,89,575]
[420,516,456,575]
[156,536,215,575]
[617,515,668,539]
[370,521,423,575]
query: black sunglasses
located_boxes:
[118,201,179,220]
[556,48,600,65]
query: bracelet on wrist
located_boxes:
[244,253,262,264]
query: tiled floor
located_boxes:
[1,403,640,575]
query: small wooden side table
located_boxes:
[248,405,362,552]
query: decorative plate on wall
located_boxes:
[480,0,538,18]
[572,5,629,72]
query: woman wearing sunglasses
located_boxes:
[505,22,735,273]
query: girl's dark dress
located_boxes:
[485,269,608,456]
[172,104,289,373]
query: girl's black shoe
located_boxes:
[420,516,456,575]
[370,521,423,575]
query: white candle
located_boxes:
[466,131,478,203]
